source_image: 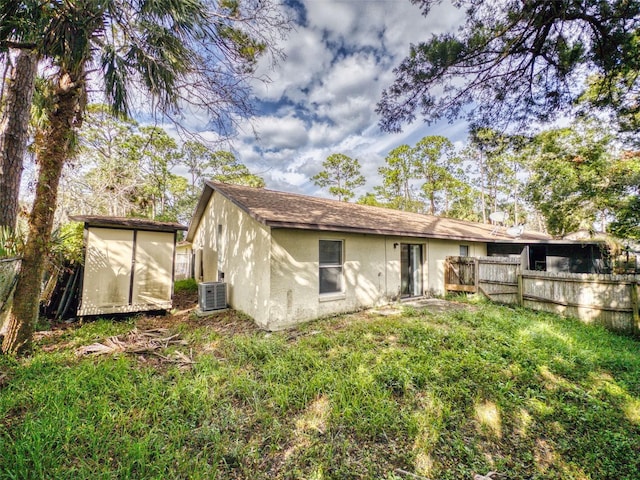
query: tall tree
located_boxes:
[377,0,640,131]
[609,197,640,239]
[581,75,640,141]
[63,132,266,225]
[180,144,265,221]
[182,144,265,190]
[0,0,288,355]
[376,145,422,211]
[606,151,640,239]
[208,150,265,187]
[58,104,140,217]
[0,50,38,229]
[523,121,618,236]
[59,108,195,222]
[445,183,483,223]
[311,153,365,202]
[182,140,212,192]
[412,135,460,215]
[464,128,522,224]
[132,126,184,220]
[356,192,385,208]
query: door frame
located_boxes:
[400,243,424,297]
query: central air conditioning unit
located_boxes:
[198,282,227,311]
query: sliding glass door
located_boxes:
[401,244,423,297]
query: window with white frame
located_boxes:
[459,245,469,257]
[319,240,343,294]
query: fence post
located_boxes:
[631,280,639,335]
[444,257,449,294]
[517,271,524,307]
[474,257,479,294]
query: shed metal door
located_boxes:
[78,228,175,316]
[131,231,174,308]
[79,228,134,315]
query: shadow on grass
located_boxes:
[0,303,638,479]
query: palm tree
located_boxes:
[0,0,288,354]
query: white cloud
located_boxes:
[252,28,333,102]
[270,170,309,187]
[307,121,348,148]
[223,0,470,196]
[251,115,309,150]
[318,96,373,132]
[310,52,380,102]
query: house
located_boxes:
[187,182,605,330]
[70,216,186,316]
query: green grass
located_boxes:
[1,303,639,479]
[174,278,197,293]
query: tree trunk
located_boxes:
[0,50,38,230]
[479,153,487,224]
[514,184,519,225]
[2,72,83,355]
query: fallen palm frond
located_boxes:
[76,328,193,365]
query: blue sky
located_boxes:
[204,0,469,198]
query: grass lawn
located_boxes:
[0,297,638,479]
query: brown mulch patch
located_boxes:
[32,289,259,357]
[172,289,199,311]
[35,291,475,357]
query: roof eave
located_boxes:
[266,221,554,243]
[70,215,186,232]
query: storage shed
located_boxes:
[70,216,186,316]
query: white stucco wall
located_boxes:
[267,231,485,330]
[425,239,487,295]
[191,192,271,326]
[268,230,400,330]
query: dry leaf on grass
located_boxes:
[474,472,503,480]
[76,328,193,366]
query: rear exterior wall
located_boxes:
[268,230,416,330]
[192,191,272,326]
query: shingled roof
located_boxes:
[187,182,554,243]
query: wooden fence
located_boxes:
[0,257,21,314]
[445,256,640,336]
[175,252,193,280]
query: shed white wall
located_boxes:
[132,231,174,306]
[191,191,271,326]
[79,227,175,316]
[174,243,193,280]
[425,239,487,295]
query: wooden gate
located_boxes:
[476,257,521,304]
[445,256,521,303]
[444,256,477,293]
